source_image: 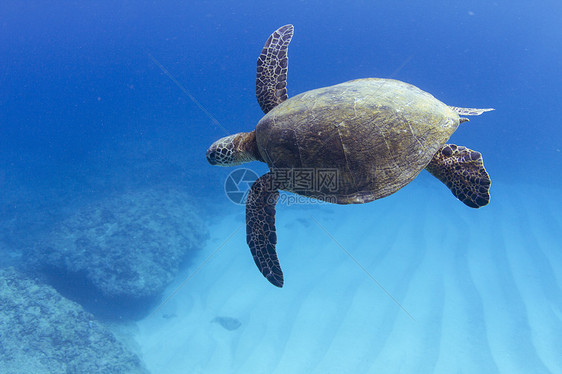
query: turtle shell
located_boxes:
[255,78,460,204]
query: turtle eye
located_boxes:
[206,147,218,165]
[206,143,234,166]
[207,134,241,166]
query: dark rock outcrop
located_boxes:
[28,186,208,318]
[0,267,148,374]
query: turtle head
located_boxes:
[206,131,263,166]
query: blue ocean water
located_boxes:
[1,1,561,373]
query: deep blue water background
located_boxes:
[2,0,561,208]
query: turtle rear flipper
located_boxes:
[449,106,494,116]
[246,173,284,287]
[426,144,491,208]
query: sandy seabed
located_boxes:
[135,179,562,374]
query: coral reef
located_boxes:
[0,267,148,374]
[28,186,208,318]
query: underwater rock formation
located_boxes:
[28,186,208,318]
[0,267,148,374]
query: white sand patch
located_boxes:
[134,181,561,374]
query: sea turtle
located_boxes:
[206,25,493,288]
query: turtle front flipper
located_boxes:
[246,172,283,287]
[426,144,491,208]
[256,24,294,114]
